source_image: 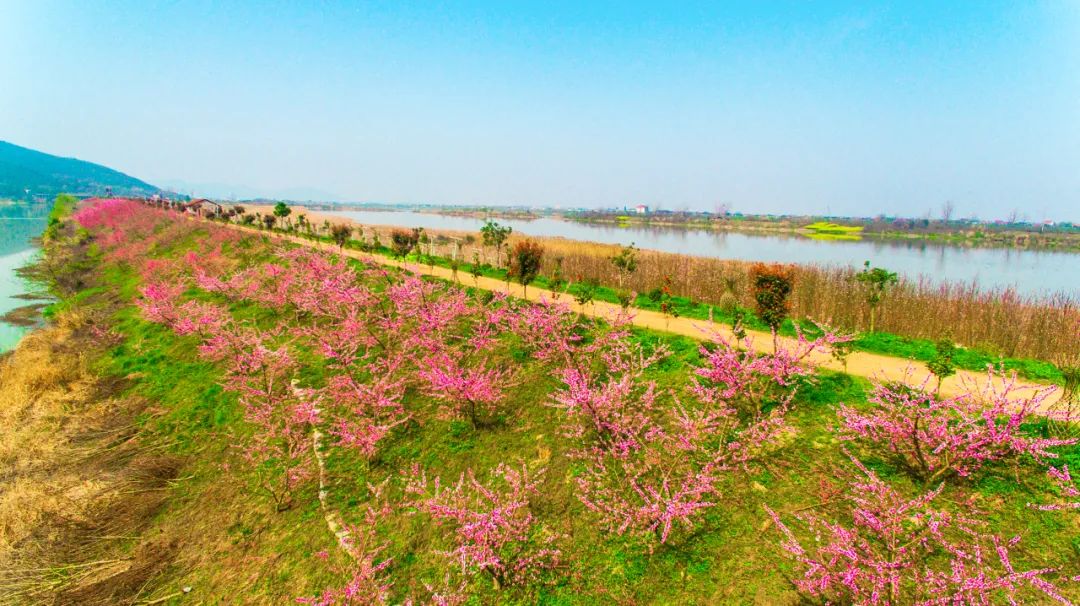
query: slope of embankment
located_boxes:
[2,197,1078,605]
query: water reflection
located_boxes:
[0,202,48,352]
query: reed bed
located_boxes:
[539,242,1076,361]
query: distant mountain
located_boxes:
[0,140,159,199]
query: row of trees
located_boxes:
[197,202,1079,363]
[177,203,1049,405]
[417,220,902,339]
[228,206,909,342]
[232,208,973,400]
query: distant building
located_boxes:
[635,204,649,215]
[181,198,223,217]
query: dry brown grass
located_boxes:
[0,314,96,498]
[0,312,340,605]
[0,205,353,604]
[0,310,184,605]
[538,243,1080,360]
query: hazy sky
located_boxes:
[2,1,1078,219]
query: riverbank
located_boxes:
[0,209,187,603]
[565,213,1080,252]
[0,199,51,349]
[0,200,345,603]
[0,245,49,353]
[393,203,1080,252]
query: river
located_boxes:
[0,202,49,353]
[326,209,1079,298]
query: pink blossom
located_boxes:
[766,456,1076,604]
[406,464,560,588]
[693,325,849,417]
[297,524,393,606]
[839,368,1073,483]
[417,351,515,428]
[1029,465,1080,512]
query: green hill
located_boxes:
[0,140,158,199]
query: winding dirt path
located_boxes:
[216,218,1064,407]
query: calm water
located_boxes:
[328,209,1079,298]
[0,203,49,353]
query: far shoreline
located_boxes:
[242,203,1079,303]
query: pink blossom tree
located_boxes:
[548,309,669,459]
[550,315,807,549]
[510,298,582,364]
[416,351,515,428]
[297,525,393,606]
[300,480,404,606]
[405,464,561,589]
[838,369,1074,484]
[765,456,1076,604]
[575,450,718,548]
[322,355,411,460]
[219,331,315,511]
[693,326,849,418]
[139,289,315,511]
[551,366,661,457]
[137,282,187,326]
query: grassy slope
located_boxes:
[25,207,1079,604]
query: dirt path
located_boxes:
[217,219,1064,407]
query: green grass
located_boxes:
[852,331,1064,382]
[43,193,78,240]
[803,221,864,235]
[803,222,864,241]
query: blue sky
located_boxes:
[2,1,1078,219]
